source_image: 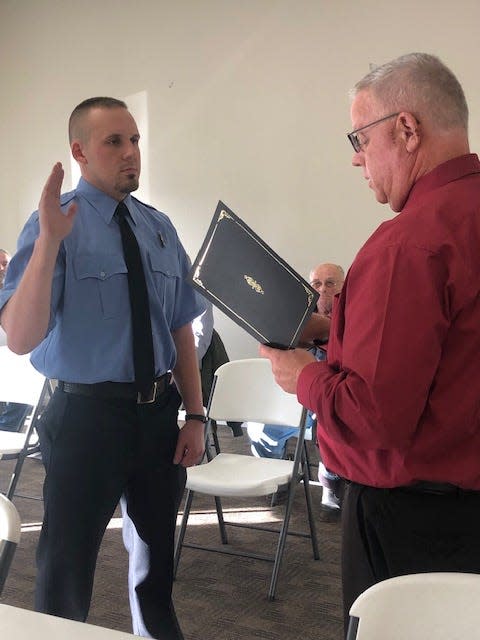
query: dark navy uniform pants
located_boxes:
[35,385,185,640]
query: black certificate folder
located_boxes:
[188,201,319,349]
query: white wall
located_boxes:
[1,0,480,359]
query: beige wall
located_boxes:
[1,0,479,359]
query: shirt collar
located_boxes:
[76,178,137,225]
[405,153,480,208]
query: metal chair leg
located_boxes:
[302,473,320,560]
[268,484,296,600]
[214,495,229,544]
[173,489,195,577]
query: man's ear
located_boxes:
[397,112,421,153]
[71,140,87,165]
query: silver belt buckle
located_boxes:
[137,381,157,404]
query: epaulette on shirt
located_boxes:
[30,189,76,224]
[60,190,77,206]
[131,196,159,212]
[131,196,171,225]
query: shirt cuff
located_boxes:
[297,360,328,409]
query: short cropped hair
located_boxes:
[350,53,468,132]
[309,263,345,282]
[68,97,128,143]
[333,264,345,280]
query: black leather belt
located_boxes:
[346,480,480,496]
[399,481,479,496]
[58,373,172,405]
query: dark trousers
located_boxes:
[342,481,480,637]
[35,385,186,640]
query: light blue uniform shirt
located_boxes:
[0,178,206,383]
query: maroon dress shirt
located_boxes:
[298,154,480,489]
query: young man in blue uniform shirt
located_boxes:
[0,97,206,639]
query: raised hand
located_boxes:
[38,162,77,244]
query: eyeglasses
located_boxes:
[347,112,400,153]
[310,279,340,290]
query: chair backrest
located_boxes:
[347,572,480,640]
[207,358,304,427]
[0,493,21,595]
[0,345,46,407]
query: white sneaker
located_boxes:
[321,487,341,510]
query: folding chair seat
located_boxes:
[0,345,49,500]
[0,602,141,638]
[346,572,480,640]
[0,493,21,595]
[174,358,319,600]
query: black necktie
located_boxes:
[115,201,155,393]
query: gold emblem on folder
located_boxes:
[244,275,264,295]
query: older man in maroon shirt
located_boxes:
[261,52,480,635]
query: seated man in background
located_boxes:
[247,262,345,509]
[0,248,33,432]
[0,249,10,289]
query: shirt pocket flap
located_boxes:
[148,252,181,278]
[74,253,127,281]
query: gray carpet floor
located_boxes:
[1,433,343,639]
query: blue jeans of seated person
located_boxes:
[247,418,342,492]
[246,422,313,459]
[0,402,32,432]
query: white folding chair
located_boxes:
[173,358,319,600]
[0,345,49,500]
[346,572,480,640]
[0,493,21,595]
[0,603,141,638]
